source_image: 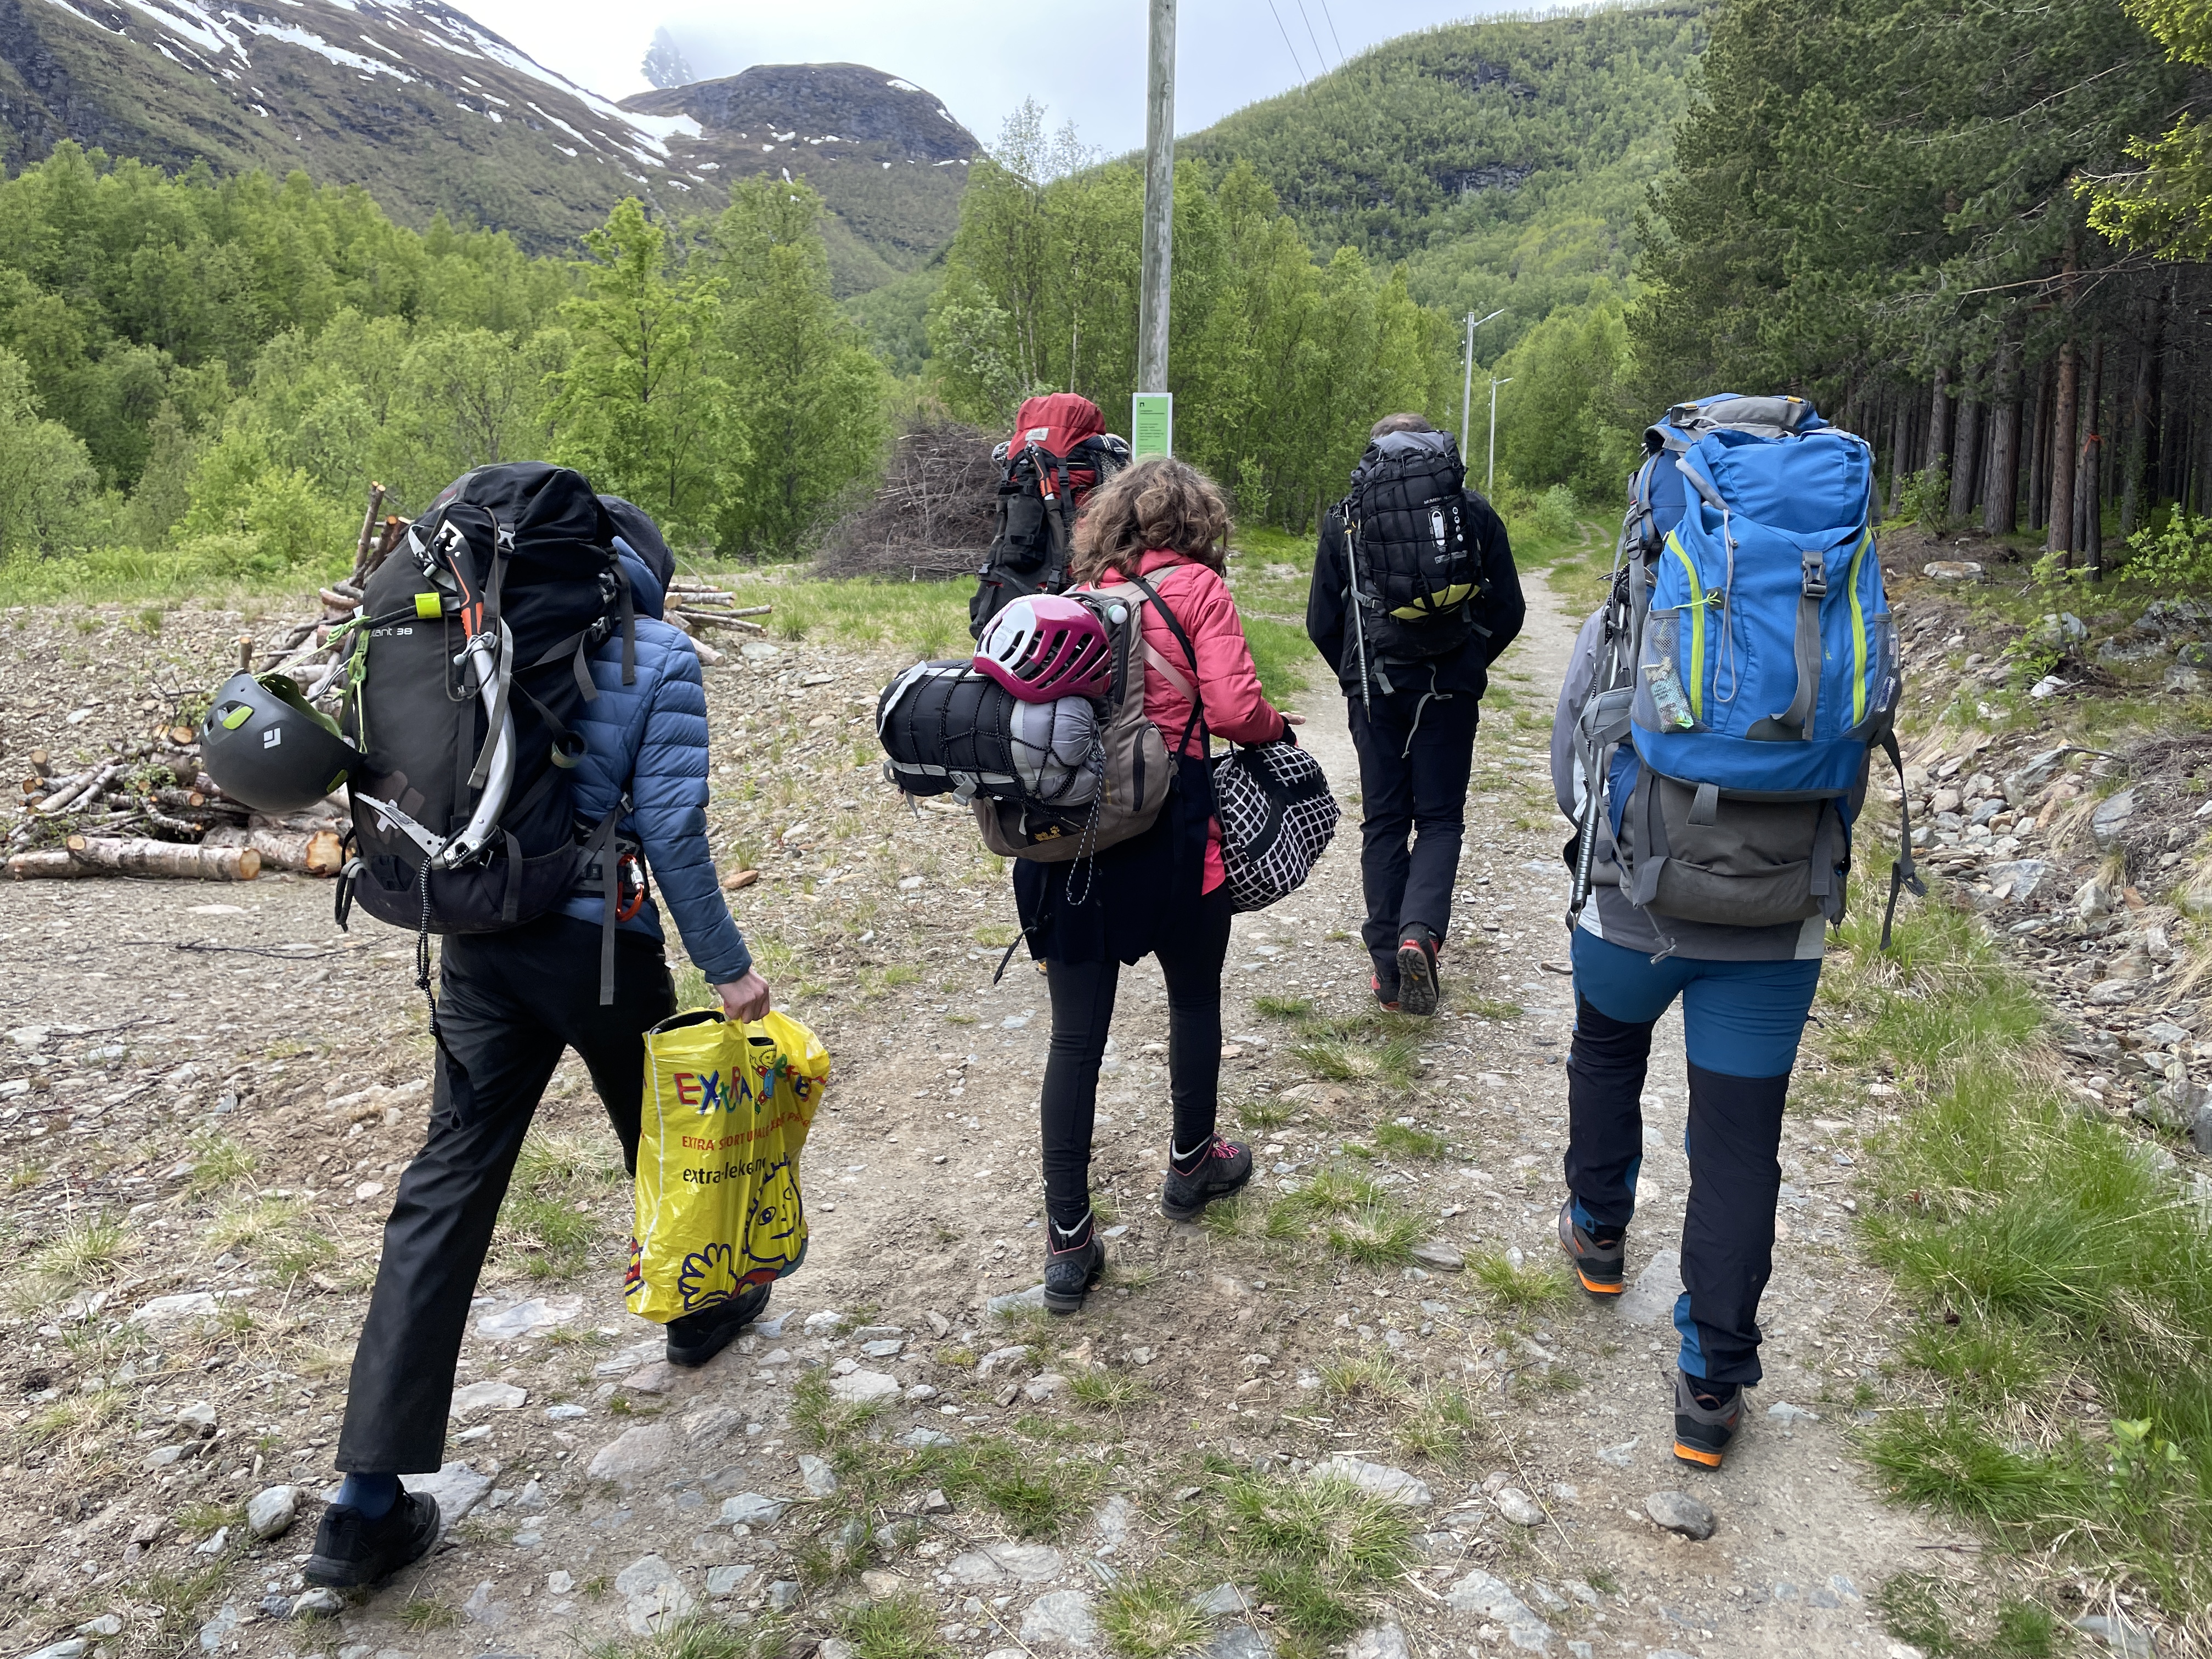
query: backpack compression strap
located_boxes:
[580,803,627,1006]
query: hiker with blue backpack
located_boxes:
[1549,396,1920,1468]
[1307,414,1523,1015]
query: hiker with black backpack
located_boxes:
[205,471,770,1587]
[1009,456,1300,1313]
[1548,396,1916,1470]
[1306,414,1524,1015]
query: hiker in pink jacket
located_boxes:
[1011,456,1304,1312]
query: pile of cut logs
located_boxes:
[8,731,343,883]
[7,481,765,884]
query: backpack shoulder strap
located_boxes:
[1118,569,1210,756]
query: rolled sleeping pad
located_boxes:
[876,659,1099,805]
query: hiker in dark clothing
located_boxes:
[1306,413,1525,1014]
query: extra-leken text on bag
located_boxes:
[1562,396,1923,948]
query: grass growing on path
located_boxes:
[1819,896,2212,1629]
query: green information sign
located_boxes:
[1131,392,1173,459]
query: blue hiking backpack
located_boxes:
[1565,395,1923,947]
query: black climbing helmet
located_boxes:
[199,672,366,814]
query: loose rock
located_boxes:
[589,1424,676,1483]
[1644,1489,1717,1540]
[244,1484,300,1541]
[1409,1239,1465,1272]
[1444,1570,1553,1648]
[449,1380,527,1417]
[1312,1455,1432,1506]
[947,1543,1065,1584]
[799,1454,839,1497]
[1491,1487,1544,1527]
[720,1492,788,1526]
[1203,1627,1274,1659]
[1019,1589,1100,1649]
[828,1368,900,1404]
[616,1554,694,1635]
[2092,788,2140,851]
[1346,1627,1410,1659]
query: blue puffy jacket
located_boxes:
[554,550,752,983]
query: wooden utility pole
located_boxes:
[1136,0,1176,404]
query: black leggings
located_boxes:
[1039,882,1233,1227]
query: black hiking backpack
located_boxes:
[1338,429,1488,705]
[332,463,635,975]
[969,393,1131,638]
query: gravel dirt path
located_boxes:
[0,574,1961,1659]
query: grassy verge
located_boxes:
[1815,894,2212,1645]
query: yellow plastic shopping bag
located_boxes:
[624,1007,831,1323]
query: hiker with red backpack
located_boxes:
[1009,456,1301,1312]
[970,393,1130,636]
[1306,414,1524,1014]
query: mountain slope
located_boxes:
[620,64,980,297]
[1181,1,1712,325]
[0,0,978,283]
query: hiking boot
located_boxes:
[666,1280,771,1367]
[1673,1369,1744,1469]
[303,1489,439,1589]
[1160,1135,1255,1222]
[1370,973,1400,1012]
[1556,1200,1626,1296]
[1043,1214,1105,1316]
[1396,926,1440,1017]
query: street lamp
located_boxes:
[1459,308,1505,456]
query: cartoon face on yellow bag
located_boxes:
[743,1157,805,1274]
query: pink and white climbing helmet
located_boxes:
[973,594,1111,702]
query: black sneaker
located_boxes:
[303,1489,439,1589]
[666,1280,771,1367]
[1556,1200,1626,1296]
[1043,1214,1105,1316]
[1396,926,1440,1017]
[1160,1135,1255,1222]
[1673,1369,1743,1469]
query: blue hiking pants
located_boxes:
[1565,928,1822,1389]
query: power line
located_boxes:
[1262,0,1308,82]
[1291,0,1334,72]
[1313,0,1347,65]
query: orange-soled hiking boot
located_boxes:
[1673,1369,1743,1469]
[1556,1200,1625,1296]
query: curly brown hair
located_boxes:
[1068,456,1233,585]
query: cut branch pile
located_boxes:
[7,482,763,882]
[814,418,997,582]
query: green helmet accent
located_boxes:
[199,671,368,815]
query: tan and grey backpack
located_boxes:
[972,572,1202,864]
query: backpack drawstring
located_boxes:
[1402,665,1452,759]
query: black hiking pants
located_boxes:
[1346,689,1480,994]
[1038,882,1233,1229]
[335,915,676,1474]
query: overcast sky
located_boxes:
[457,1,1528,153]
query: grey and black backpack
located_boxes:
[330,463,639,995]
[1338,430,1489,708]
